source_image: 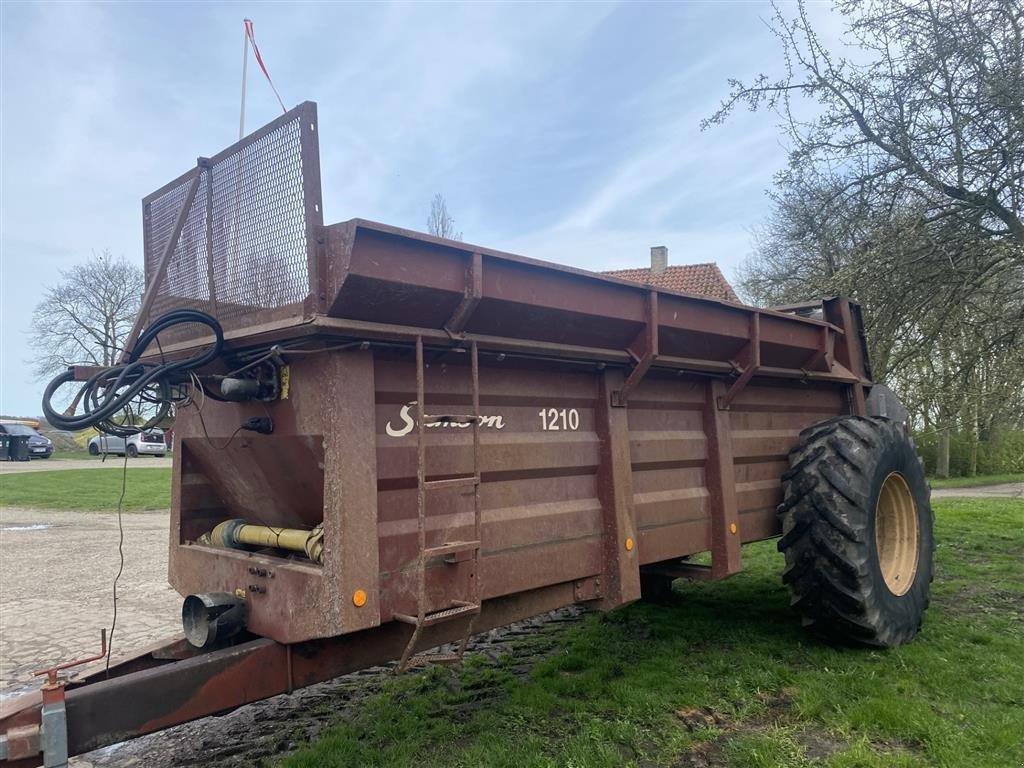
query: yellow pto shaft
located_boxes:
[206,519,324,564]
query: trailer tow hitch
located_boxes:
[0,631,106,768]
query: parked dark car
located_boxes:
[0,422,53,458]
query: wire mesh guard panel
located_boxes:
[141,103,322,341]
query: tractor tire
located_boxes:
[127,444,139,458]
[777,416,933,647]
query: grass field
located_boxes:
[928,472,1024,489]
[0,467,171,510]
[280,498,1023,768]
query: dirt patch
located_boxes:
[674,707,727,731]
[942,584,1024,617]
[670,687,849,766]
[799,731,846,759]
[672,740,727,768]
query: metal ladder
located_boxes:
[394,337,483,671]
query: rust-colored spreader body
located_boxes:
[0,103,871,766]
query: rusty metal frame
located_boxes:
[594,370,641,608]
[125,102,323,357]
[444,252,483,337]
[822,296,869,415]
[122,169,202,357]
[611,290,658,407]
[717,312,761,411]
[703,379,742,578]
[201,158,220,320]
[800,324,832,372]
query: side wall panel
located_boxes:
[169,350,849,642]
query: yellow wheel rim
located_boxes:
[874,472,920,596]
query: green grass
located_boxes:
[928,472,1024,489]
[0,467,171,510]
[280,499,1024,768]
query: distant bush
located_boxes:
[916,429,1024,477]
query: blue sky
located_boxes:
[0,1,844,418]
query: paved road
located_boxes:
[0,457,172,474]
[931,482,1023,499]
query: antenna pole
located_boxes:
[239,19,250,139]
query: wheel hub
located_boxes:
[874,472,920,596]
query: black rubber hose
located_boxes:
[42,309,224,435]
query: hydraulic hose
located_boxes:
[42,309,224,437]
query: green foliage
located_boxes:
[280,499,1024,768]
[916,429,1024,476]
[0,467,171,510]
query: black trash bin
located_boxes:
[0,434,9,461]
[8,435,31,461]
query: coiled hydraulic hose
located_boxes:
[42,309,224,437]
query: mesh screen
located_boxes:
[141,103,322,342]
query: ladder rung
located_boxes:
[424,540,481,559]
[424,476,479,490]
[423,414,477,425]
[393,602,480,628]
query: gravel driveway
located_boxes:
[0,507,180,696]
[0,457,172,474]
[930,482,1024,499]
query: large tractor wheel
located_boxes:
[777,416,933,647]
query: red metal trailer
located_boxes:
[2,103,933,767]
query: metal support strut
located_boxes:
[394,337,483,671]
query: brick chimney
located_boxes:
[650,245,668,275]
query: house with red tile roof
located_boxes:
[603,246,739,303]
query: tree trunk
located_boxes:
[968,399,979,477]
[936,426,951,478]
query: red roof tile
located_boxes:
[602,263,739,303]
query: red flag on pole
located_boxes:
[244,19,287,114]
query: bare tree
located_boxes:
[426,193,463,241]
[709,0,1024,476]
[28,251,145,379]
[705,0,1024,246]
[736,162,1023,476]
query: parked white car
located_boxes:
[88,429,167,458]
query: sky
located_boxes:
[0,1,847,418]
